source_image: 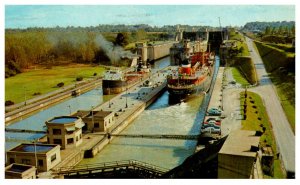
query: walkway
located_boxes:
[245,37,295,175]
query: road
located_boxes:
[245,37,295,175]
[221,68,243,136]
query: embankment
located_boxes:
[233,56,257,85]
[254,41,295,72]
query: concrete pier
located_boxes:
[5,79,102,124]
[52,67,176,173]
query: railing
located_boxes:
[54,159,169,176]
[5,128,46,134]
[167,84,195,89]
[94,133,200,140]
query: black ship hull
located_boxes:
[103,80,133,95]
[167,64,215,104]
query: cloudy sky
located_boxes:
[5,5,295,28]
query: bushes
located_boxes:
[33,92,41,96]
[57,82,64,87]
[262,35,294,44]
[5,100,14,106]
[5,60,22,78]
[76,76,83,81]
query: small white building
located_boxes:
[72,110,115,132]
[46,116,84,149]
[6,143,61,172]
[5,163,37,179]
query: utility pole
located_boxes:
[219,17,223,41]
[91,106,94,130]
[125,87,128,108]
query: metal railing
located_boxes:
[94,133,200,140]
[54,159,169,176]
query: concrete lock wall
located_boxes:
[218,153,256,179]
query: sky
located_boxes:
[5,5,295,28]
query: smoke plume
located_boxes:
[95,34,135,65]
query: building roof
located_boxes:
[86,111,113,118]
[71,111,90,118]
[219,130,260,158]
[8,143,58,153]
[48,116,79,124]
[5,163,35,173]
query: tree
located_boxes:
[278,26,283,35]
[115,32,129,46]
[136,29,147,41]
[265,26,271,35]
[271,27,277,35]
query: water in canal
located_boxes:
[5,57,171,151]
[78,56,220,169]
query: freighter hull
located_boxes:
[167,62,215,102]
[103,73,149,95]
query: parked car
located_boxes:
[207,108,222,116]
[229,80,236,85]
[205,117,221,122]
[201,126,221,134]
[203,120,221,126]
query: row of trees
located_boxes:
[7,24,214,33]
[243,21,295,33]
[264,25,295,37]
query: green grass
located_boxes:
[231,67,250,86]
[228,30,250,56]
[254,41,295,132]
[240,91,285,178]
[254,41,294,72]
[5,64,106,104]
[269,72,295,133]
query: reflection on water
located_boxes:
[5,57,171,151]
[78,91,204,169]
[79,56,220,169]
[5,88,105,150]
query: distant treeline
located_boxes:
[242,21,295,33]
[5,28,174,78]
[6,24,215,33]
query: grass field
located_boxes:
[5,64,106,104]
[231,67,250,87]
[240,91,285,178]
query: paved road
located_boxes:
[245,37,295,175]
[221,68,243,136]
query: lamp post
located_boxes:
[24,86,27,106]
[108,87,111,108]
[32,140,38,174]
[125,87,128,108]
[68,105,71,115]
[91,106,94,128]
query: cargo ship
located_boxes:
[102,60,151,95]
[167,40,215,102]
